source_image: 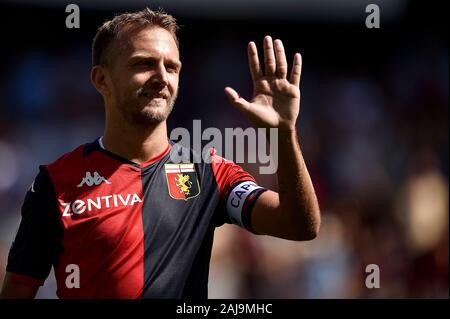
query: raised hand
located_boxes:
[224,36,302,132]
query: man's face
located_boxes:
[105,26,181,125]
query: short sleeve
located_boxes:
[6,166,63,286]
[210,149,267,232]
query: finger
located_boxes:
[274,39,288,78]
[263,36,276,76]
[224,87,250,113]
[289,53,302,86]
[248,42,263,81]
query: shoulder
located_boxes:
[42,140,98,187]
[46,143,88,171]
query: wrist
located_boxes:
[278,125,297,137]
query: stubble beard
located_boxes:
[119,89,178,127]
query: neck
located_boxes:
[103,113,169,165]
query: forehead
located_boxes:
[118,26,179,60]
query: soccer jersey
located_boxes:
[6,138,267,298]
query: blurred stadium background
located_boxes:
[0,0,447,298]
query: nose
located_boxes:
[150,62,168,89]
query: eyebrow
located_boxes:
[128,54,182,69]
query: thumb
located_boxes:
[224,87,250,113]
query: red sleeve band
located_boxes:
[9,272,44,287]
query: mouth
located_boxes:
[141,92,167,99]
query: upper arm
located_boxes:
[5,166,63,289]
[0,272,39,299]
[210,153,318,241]
[210,151,318,241]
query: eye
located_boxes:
[166,65,179,73]
[134,60,154,67]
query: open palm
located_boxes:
[225,36,302,131]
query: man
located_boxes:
[1,8,320,298]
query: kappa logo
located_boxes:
[165,164,200,200]
[77,171,111,187]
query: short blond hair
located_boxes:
[92,8,179,66]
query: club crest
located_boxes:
[164,164,200,200]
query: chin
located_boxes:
[131,107,172,125]
[142,112,168,123]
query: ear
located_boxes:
[91,65,111,97]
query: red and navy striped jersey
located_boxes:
[6,139,267,298]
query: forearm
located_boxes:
[276,128,320,240]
